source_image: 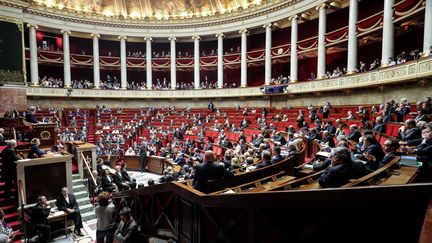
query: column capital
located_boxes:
[118,35,127,40]
[168,37,177,41]
[91,33,100,38]
[192,35,201,41]
[60,29,71,35]
[316,3,330,10]
[26,24,38,29]
[215,33,225,38]
[144,37,153,41]
[239,29,249,34]
[263,23,273,29]
[289,15,300,21]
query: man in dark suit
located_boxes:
[31,195,51,241]
[25,106,39,124]
[319,147,371,188]
[55,187,84,236]
[113,166,131,191]
[114,207,137,243]
[255,150,272,169]
[120,163,137,189]
[372,116,386,134]
[193,151,226,193]
[0,128,5,146]
[347,125,361,143]
[409,123,432,182]
[398,119,422,146]
[364,138,399,169]
[139,142,147,172]
[355,135,385,170]
[271,146,285,164]
[0,139,19,199]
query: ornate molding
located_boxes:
[288,57,432,93]
[26,57,432,99]
[27,87,264,99]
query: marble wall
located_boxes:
[27,80,431,109]
[0,85,27,115]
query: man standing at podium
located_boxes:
[25,106,39,124]
[55,187,84,236]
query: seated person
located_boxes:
[27,138,47,159]
[271,146,285,164]
[318,147,371,188]
[363,138,399,169]
[355,135,385,171]
[398,119,422,146]
[255,150,272,169]
[31,195,51,242]
[120,163,137,189]
[55,187,84,236]
[0,209,18,241]
[113,166,131,191]
[101,169,117,192]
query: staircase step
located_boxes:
[74,191,89,200]
[73,184,86,192]
[77,197,92,205]
[5,212,18,220]
[73,178,83,186]
[72,174,81,180]
[81,211,96,222]
[79,204,94,214]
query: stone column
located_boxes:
[119,36,127,89]
[216,33,224,88]
[289,16,299,83]
[145,37,153,89]
[168,37,177,89]
[423,0,432,56]
[28,24,39,86]
[61,30,71,88]
[317,4,328,79]
[91,34,100,89]
[347,0,358,73]
[239,29,248,87]
[264,23,272,85]
[192,36,201,89]
[381,0,394,66]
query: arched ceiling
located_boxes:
[30,0,272,20]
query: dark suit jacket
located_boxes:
[0,147,19,176]
[101,175,116,191]
[372,123,386,134]
[322,135,335,148]
[416,140,432,181]
[399,127,422,143]
[56,193,80,212]
[31,203,50,226]
[120,169,132,182]
[318,161,371,188]
[347,130,361,142]
[25,112,39,124]
[114,218,138,243]
[27,144,47,159]
[271,155,285,164]
[377,152,397,169]
[357,143,385,168]
[193,162,226,192]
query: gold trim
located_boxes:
[289,79,298,83]
[346,70,357,75]
[64,84,72,88]
[0,16,26,84]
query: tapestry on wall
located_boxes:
[0,18,24,85]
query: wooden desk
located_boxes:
[124,155,181,174]
[47,211,68,240]
[16,153,73,205]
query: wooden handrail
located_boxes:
[342,157,400,188]
[81,152,97,187]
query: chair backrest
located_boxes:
[19,209,35,239]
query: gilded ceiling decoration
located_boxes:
[30,0,270,20]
